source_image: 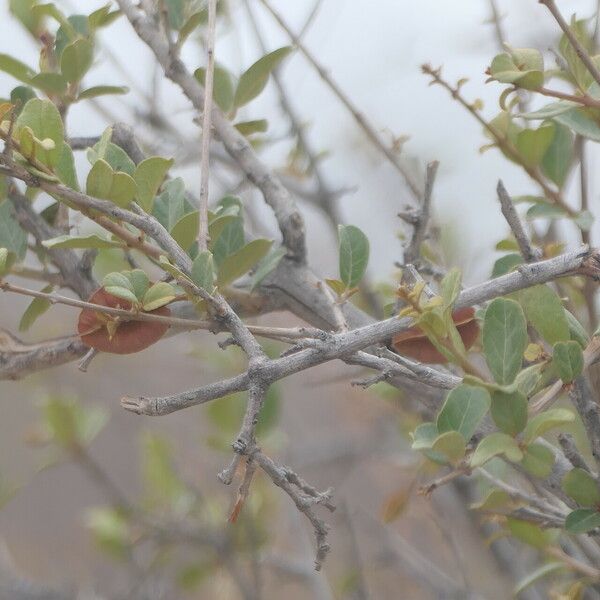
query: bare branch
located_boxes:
[0,329,87,381]
[115,0,306,262]
[558,433,592,473]
[253,450,333,570]
[122,246,599,416]
[404,161,439,266]
[540,0,600,89]
[569,376,600,469]
[496,180,540,263]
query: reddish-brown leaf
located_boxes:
[77,288,170,354]
[391,306,479,364]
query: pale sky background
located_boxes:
[1,0,599,285]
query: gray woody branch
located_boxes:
[114,0,306,262]
[122,246,599,416]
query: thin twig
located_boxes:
[0,280,327,342]
[404,161,439,266]
[122,246,600,416]
[540,0,600,89]
[198,0,217,252]
[421,64,574,217]
[497,180,540,263]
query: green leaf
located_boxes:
[554,108,600,143]
[142,281,176,311]
[411,422,438,450]
[153,177,189,230]
[492,253,522,277]
[165,0,187,29]
[234,46,293,108]
[217,239,273,286]
[523,408,575,444]
[211,217,244,266]
[55,142,79,189]
[565,508,600,534]
[562,468,600,506]
[55,15,89,58]
[520,285,569,345]
[515,123,555,169]
[520,443,555,478]
[19,284,53,331]
[123,269,149,300]
[77,85,129,101]
[437,384,491,441]
[470,489,512,511]
[559,18,594,90]
[157,255,192,284]
[16,98,63,167]
[178,9,207,47]
[134,156,173,213]
[170,211,198,252]
[190,250,214,292]
[30,72,67,93]
[60,38,93,83]
[430,431,466,464]
[88,4,121,29]
[490,390,527,436]
[10,86,37,113]
[31,3,72,32]
[514,362,546,397]
[440,267,461,309]
[9,0,44,36]
[488,48,544,90]
[541,123,573,187]
[103,271,134,291]
[104,286,139,305]
[0,200,27,259]
[338,224,369,290]
[87,135,136,176]
[195,65,235,113]
[107,173,137,208]
[86,159,137,207]
[482,298,528,385]
[507,518,551,549]
[519,101,576,120]
[0,53,35,84]
[526,201,566,221]
[0,248,9,276]
[566,310,589,348]
[552,341,584,384]
[208,213,238,243]
[251,246,286,290]
[234,119,268,136]
[470,432,523,467]
[42,234,121,249]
